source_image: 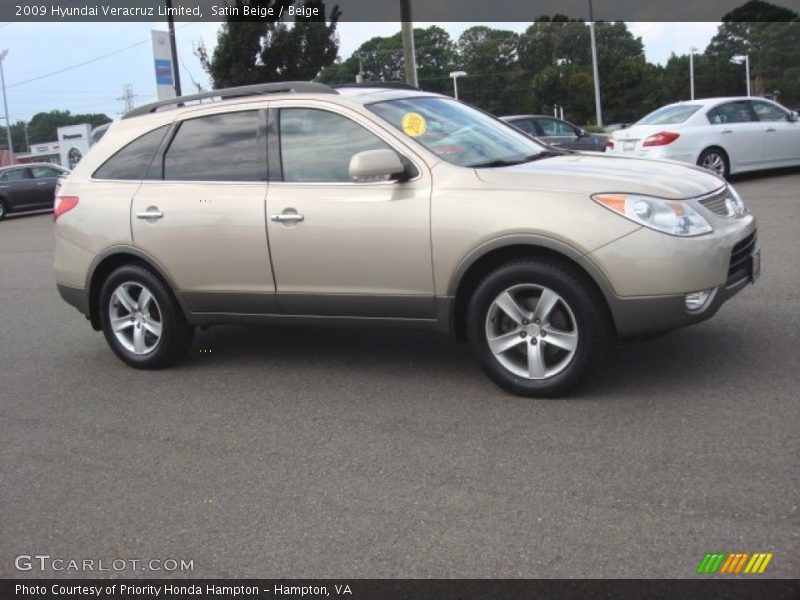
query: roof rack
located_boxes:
[333,81,420,90]
[122,81,337,119]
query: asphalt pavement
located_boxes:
[1,171,798,578]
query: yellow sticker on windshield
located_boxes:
[401,112,427,137]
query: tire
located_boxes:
[697,147,730,178]
[0,199,7,220]
[99,264,194,369]
[466,259,609,398]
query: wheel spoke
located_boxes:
[526,342,546,378]
[543,327,577,352]
[138,288,153,311]
[133,325,146,353]
[115,287,136,313]
[532,288,559,323]
[143,318,162,338]
[487,329,525,355]
[494,291,529,325]
[111,316,134,332]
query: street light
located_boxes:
[449,70,466,100]
[731,54,750,97]
[0,49,15,166]
[689,46,698,100]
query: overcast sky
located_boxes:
[0,21,719,127]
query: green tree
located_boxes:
[24,110,111,146]
[197,0,341,88]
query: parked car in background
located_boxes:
[501,115,608,152]
[0,163,70,220]
[606,97,800,177]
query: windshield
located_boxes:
[637,104,702,125]
[368,96,548,167]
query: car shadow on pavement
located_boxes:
[729,164,800,183]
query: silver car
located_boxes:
[53,82,758,397]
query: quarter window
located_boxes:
[164,111,263,181]
[279,108,392,183]
[93,125,168,180]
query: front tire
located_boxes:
[99,264,194,369]
[697,147,730,178]
[466,259,609,397]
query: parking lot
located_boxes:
[1,170,798,579]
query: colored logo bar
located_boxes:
[697,552,773,574]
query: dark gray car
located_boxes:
[501,115,608,152]
[0,163,69,220]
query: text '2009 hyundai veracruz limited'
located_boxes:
[53,82,759,397]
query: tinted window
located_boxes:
[164,111,262,181]
[31,166,62,179]
[707,101,756,124]
[537,118,577,136]
[0,168,32,181]
[94,126,168,180]
[638,104,702,125]
[509,119,537,135]
[752,100,787,122]
[280,108,392,182]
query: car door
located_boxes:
[30,165,63,208]
[265,103,434,318]
[131,108,277,314]
[751,99,800,165]
[534,117,581,149]
[706,101,764,170]
[0,167,38,210]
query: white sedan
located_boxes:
[606,97,800,177]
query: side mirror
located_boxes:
[577,128,589,138]
[788,111,798,122]
[349,149,405,182]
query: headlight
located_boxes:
[592,193,713,237]
[725,185,747,217]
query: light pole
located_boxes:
[588,0,603,128]
[732,54,750,97]
[449,71,466,100]
[0,49,15,165]
[689,46,697,100]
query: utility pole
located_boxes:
[400,0,418,87]
[165,0,182,96]
[588,0,603,128]
[118,84,135,113]
[0,49,15,165]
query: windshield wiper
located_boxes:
[469,150,562,169]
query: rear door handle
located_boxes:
[136,209,164,220]
[271,213,304,223]
[721,129,733,134]
[765,127,776,132]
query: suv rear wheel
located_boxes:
[99,264,194,369]
[466,259,608,397]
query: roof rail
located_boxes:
[333,81,420,91]
[122,81,337,119]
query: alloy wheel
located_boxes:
[108,281,163,355]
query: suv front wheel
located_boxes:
[99,264,194,369]
[466,259,608,397]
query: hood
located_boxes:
[474,153,724,199]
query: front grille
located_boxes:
[727,230,757,285]
[698,187,730,216]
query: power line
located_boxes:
[6,21,196,89]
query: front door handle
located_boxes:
[721,129,733,134]
[271,213,304,223]
[765,127,776,132]
[136,208,164,220]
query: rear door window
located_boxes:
[164,111,263,181]
[707,102,757,124]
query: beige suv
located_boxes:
[54,82,759,396]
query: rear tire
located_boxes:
[466,259,609,397]
[697,147,730,178]
[99,264,194,369]
[0,199,7,220]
